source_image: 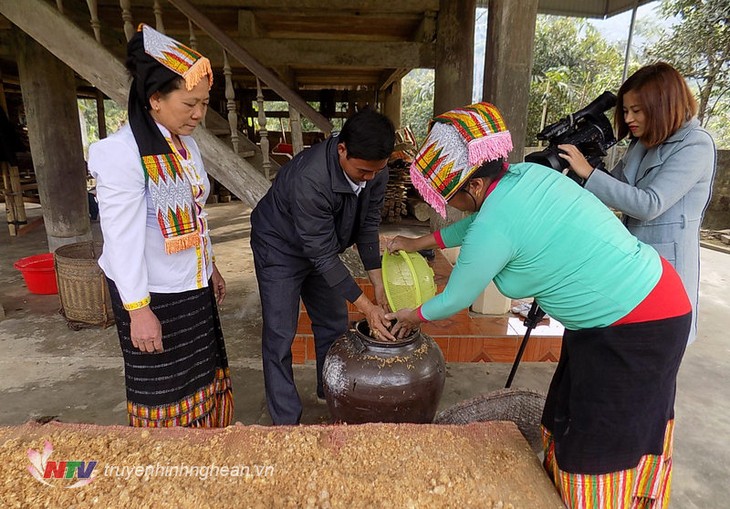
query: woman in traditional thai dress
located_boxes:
[88,24,233,428]
[387,102,690,508]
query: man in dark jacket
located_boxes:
[250,109,396,425]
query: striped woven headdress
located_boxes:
[140,24,212,94]
[410,103,513,218]
[127,24,213,254]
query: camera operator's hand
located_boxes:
[558,144,595,179]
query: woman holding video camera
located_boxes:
[386,102,691,509]
[559,62,716,344]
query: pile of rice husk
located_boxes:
[0,421,564,508]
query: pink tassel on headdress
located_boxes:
[409,163,448,218]
[467,131,513,166]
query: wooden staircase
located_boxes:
[0,0,324,207]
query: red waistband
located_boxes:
[612,257,691,326]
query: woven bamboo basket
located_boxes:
[434,388,547,453]
[54,242,114,330]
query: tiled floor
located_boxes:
[293,249,564,364]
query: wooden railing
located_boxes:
[168,0,330,133]
[37,0,313,182]
[255,79,272,179]
[78,0,311,175]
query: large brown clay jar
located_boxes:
[323,319,446,424]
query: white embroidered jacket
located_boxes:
[88,122,215,310]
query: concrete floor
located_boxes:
[1,201,728,508]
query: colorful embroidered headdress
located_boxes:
[127,24,213,254]
[410,102,513,218]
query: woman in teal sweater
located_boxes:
[387,103,691,509]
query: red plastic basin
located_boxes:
[13,253,58,295]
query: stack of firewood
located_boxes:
[381,161,411,223]
[382,127,420,224]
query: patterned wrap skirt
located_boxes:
[541,312,690,508]
[542,420,674,509]
[108,278,234,428]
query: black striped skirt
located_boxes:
[107,278,233,427]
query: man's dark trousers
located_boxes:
[251,233,349,425]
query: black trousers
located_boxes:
[251,233,348,425]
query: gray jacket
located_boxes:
[584,119,716,343]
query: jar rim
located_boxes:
[354,319,418,347]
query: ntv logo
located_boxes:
[27,441,97,488]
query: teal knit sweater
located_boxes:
[422,163,661,330]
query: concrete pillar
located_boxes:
[472,0,540,314]
[16,32,91,251]
[428,0,475,232]
[382,80,402,130]
[434,0,476,116]
[482,0,539,164]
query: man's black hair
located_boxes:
[339,108,395,161]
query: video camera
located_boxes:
[525,91,618,185]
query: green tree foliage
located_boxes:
[647,0,730,126]
[77,98,127,158]
[401,68,435,145]
[527,16,625,146]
